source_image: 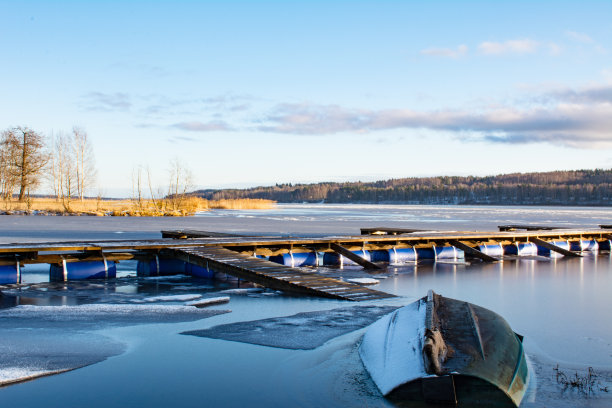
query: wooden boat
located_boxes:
[359,290,529,407]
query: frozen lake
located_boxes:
[0,204,611,407]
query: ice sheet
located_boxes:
[183,305,399,350]
[141,294,202,302]
[0,304,230,386]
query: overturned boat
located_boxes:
[359,290,529,407]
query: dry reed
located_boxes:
[0,197,276,216]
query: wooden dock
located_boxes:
[1,226,610,300]
[166,246,393,301]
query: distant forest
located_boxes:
[193,169,612,206]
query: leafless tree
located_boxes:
[132,166,144,212]
[72,127,96,201]
[50,132,76,211]
[1,127,49,202]
[0,132,19,202]
[167,158,193,210]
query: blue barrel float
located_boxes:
[0,263,21,284]
[536,240,570,257]
[417,246,465,260]
[504,242,538,256]
[185,262,215,278]
[371,247,417,264]
[570,239,599,252]
[477,243,504,257]
[323,249,371,267]
[598,240,612,251]
[137,256,186,276]
[50,259,116,281]
[269,252,318,267]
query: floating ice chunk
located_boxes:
[141,275,189,280]
[0,367,67,386]
[346,278,380,285]
[359,299,427,395]
[142,294,202,302]
[0,304,230,329]
[173,285,214,291]
[186,296,230,307]
[220,288,264,295]
[184,305,399,350]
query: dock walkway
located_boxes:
[1,226,610,300]
[167,246,394,301]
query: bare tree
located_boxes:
[50,132,76,211]
[72,127,96,201]
[167,158,193,210]
[0,132,19,202]
[132,166,144,212]
[2,127,49,201]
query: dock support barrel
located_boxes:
[0,263,21,284]
[137,255,186,276]
[50,258,117,281]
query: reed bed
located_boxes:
[0,197,276,216]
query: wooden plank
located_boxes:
[361,227,426,235]
[448,240,500,263]
[169,246,394,301]
[529,237,581,257]
[161,230,248,238]
[498,224,562,231]
[329,243,383,270]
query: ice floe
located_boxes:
[141,294,202,302]
[183,305,399,350]
[186,296,230,307]
[0,303,230,386]
[346,278,380,285]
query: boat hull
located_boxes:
[359,291,529,407]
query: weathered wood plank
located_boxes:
[361,227,426,235]
[498,224,563,231]
[529,237,581,258]
[169,246,394,301]
[329,243,383,270]
[448,240,500,263]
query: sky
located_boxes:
[1,1,612,196]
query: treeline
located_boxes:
[193,169,612,206]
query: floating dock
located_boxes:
[0,226,610,300]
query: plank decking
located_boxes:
[167,246,395,301]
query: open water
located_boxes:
[0,204,611,407]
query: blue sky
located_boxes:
[1,1,612,196]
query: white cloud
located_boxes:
[478,39,539,55]
[548,43,562,56]
[420,44,468,58]
[81,92,131,112]
[565,31,594,43]
[257,85,612,149]
[171,120,233,132]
